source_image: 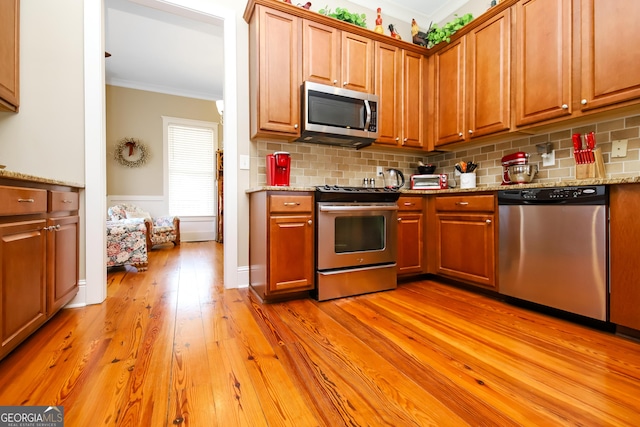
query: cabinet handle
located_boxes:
[333,80,338,84]
[294,124,299,129]
[403,138,408,142]
[486,219,492,224]
[468,130,473,134]
[397,218,402,222]
[395,137,400,141]
[458,132,463,137]
[18,198,35,203]
[62,200,73,204]
[562,104,569,109]
[307,220,312,225]
[581,99,588,105]
[343,82,347,86]
[43,225,61,232]
[283,202,300,206]
[403,202,414,206]
[455,201,469,206]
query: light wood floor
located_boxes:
[0,241,639,426]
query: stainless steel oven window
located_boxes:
[334,215,385,253]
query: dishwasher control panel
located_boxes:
[498,186,607,205]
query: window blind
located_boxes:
[168,124,215,216]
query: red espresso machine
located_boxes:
[266,152,291,186]
[501,151,529,184]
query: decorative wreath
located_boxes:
[113,137,150,168]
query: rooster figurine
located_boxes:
[374,8,384,34]
[299,1,311,9]
[388,24,401,40]
[411,19,429,47]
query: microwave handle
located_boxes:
[364,100,371,130]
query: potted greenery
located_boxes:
[426,13,474,48]
[318,6,367,28]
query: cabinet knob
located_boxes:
[307,220,312,225]
[562,104,569,110]
[468,130,473,134]
[397,218,402,222]
[403,138,408,142]
[333,80,338,84]
[458,133,464,137]
[581,99,588,105]
[343,82,348,86]
[395,137,400,141]
[294,124,299,129]
[486,219,492,224]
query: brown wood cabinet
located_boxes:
[397,196,426,276]
[248,5,302,139]
[579,0,640,112]
[0,182,79,361]
[374,44,426,149]
[250,192,315,302]
[0,0,19,112]
[609,185,640,331]
[433,10,511,146]
[433,194,497,289]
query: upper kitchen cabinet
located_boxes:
[248,5,302,139]
[374,43,426,149]
[0,0,19,112]
[579,0,640,111]
[433,10,511,147]
[303,20,373,93]
[514,0,572,126]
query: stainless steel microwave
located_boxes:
[296,81,379,149]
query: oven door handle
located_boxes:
[318,205,398,213]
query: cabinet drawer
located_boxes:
[49,191,79,212]
[269,195,313,213]
[398,196,425,211]
[0,186,48,215]
[435,194,495,212]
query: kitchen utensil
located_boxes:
[507,164,538,183]
[382,168,405,189]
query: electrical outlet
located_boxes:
[612,140,628,158]
[542,150,555,167]
[376,166,383,176]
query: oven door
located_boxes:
[316,202,397,271]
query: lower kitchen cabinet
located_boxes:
[610,184,640,331]
[0,182,79,361]
[397,196,426,276]
[250,191,315,302]
[432,193,497,290]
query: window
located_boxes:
[164,117,218,217]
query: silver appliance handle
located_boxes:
[318,263,397,276]
[364,100,371,130]
[319,205,398,213]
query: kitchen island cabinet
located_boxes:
[0,0,19,112]
[432,9,511,146]
[431,193,497,290]
[0,181,79,361]
[610,184,640,331]
[397,196,426,276]
[249,191,315,302]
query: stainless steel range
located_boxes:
[314,185,400,301]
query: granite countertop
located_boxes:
[246,176,640,195]
[0,168,85,188]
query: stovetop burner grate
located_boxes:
[315,185,400,202]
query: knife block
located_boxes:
[575,147,605,180]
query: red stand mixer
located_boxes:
[501,151,529,184]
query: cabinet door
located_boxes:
[341,32,372,93]
[0,0,19,112]
[434,38,466,146]
[47,216,79,314]
[0,220,47,359]
[374,42,402,146]
[610,185,640,330]
[436,213,496,289]
[398,213,424,275]
[254,6,301,136]
[402,51,425,148]
[268,214,314,294]
[303,20,340,87]
[580,0,640,111]
[515,0,572,126]
[467,9,510,138]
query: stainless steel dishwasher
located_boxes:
[498,186,608,321]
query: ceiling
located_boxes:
[104,0,471,102]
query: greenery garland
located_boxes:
[113,137,150,168]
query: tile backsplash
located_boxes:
[252,108,640,188]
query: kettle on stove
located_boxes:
[381,168,405,189]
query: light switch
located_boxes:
[612,140,628,158]
[239,154,250,170]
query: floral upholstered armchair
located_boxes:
[108,204,180,250]
[106,218,148,271]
